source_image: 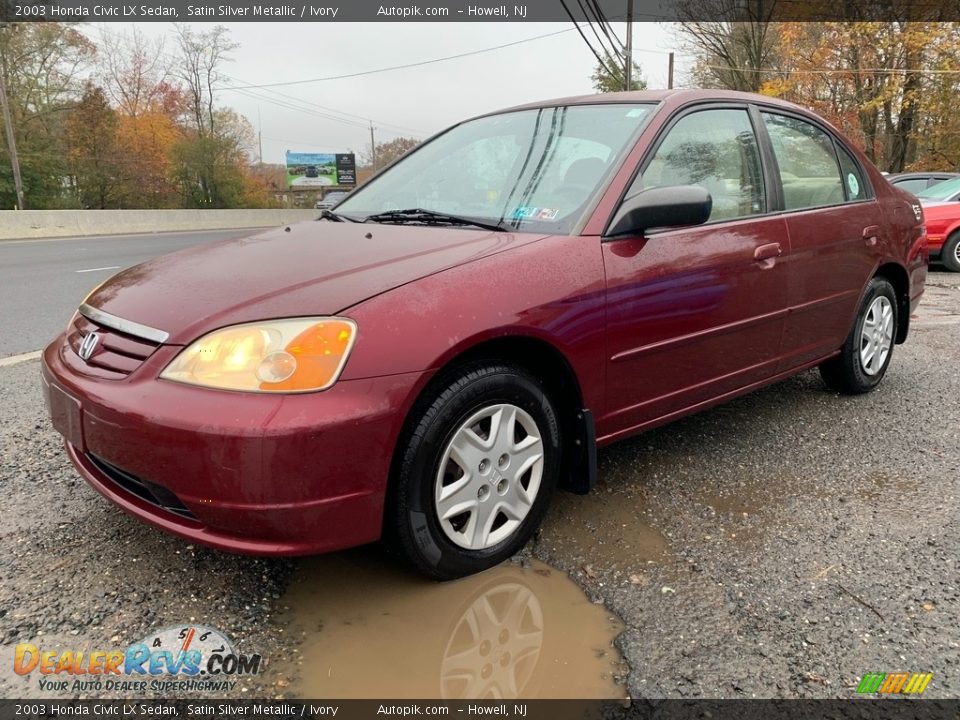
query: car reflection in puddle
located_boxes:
[278,551,625,699]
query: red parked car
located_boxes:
[42,90,928,579]
[914,177,960,271]
[918,200,960,271]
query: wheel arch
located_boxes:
[384,332,597,540]
[873,262,910,343]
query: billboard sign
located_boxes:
[285,152,356,188]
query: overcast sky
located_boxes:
[82,22,685,163]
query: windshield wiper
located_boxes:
[318,209,362,223]
[364,208,507,232]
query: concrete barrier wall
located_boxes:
[0,209,321,240]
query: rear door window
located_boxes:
[762,113,844,210]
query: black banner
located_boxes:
[1,700,960,720]
[1,0,960,23]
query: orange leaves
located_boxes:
[114,112,183,208]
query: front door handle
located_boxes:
[863,225,880,246]
[754,242,782,268]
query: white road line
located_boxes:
[75,266,120,273]
[0,350,42,367]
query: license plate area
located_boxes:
[47,382,85,450]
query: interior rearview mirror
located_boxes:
[606,185,712,236]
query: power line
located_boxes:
[220,26,579,90]
[587,0,627,55]
[700,63,960,76]
[575,0,622,62]
[560,0,617,77]
[86,24,427,138]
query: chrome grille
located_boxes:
[67,312,161,378]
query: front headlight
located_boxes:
[160,317,357,393]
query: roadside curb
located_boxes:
[0,350,42,367]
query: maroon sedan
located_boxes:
[42,90,927,579]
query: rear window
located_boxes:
[892,178,929,193]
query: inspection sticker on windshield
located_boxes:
[512,206,559,221]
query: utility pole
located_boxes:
[369,121,378,171]
[624,0,633,91]
[257,105,263,165]
[668,51,675,89]
[0,24,25,210]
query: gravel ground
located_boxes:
[534,268,960,699]
[0,269,957,700]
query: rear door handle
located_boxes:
[863,225,880,246]
[754,242,782,267]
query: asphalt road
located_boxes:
[0,229,263,358]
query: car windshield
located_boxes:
[917,176,960,201]
[336,104,655,233]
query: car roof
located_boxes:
[890,172,959,179]
[491,89,814,116]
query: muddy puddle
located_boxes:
[276,551,625,699]
[543,491,672,571]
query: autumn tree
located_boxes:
[676,17,960,173]
[0,22,95,208]
[757,22,960,172]
[65,83,119,208]
[174,24,237,138]
[171,108,260,208]
[366,136,420,170]
[99,26,171,118]
[170,24,256,205]
[92,27,185,207]
[677,21,780,92]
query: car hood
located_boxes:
[85,221,547,345]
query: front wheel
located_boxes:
[388,363,561,580]
[819,277,897,394]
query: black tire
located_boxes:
[942,232,960,273]
[387,362,561,580]
[819,277,898,394]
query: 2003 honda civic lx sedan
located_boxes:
[42,90,928,579]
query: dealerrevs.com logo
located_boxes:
[13,625,263,694]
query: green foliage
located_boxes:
[171,133,247,208]
[591,52,647,93]
[66,83,120,209]
[0,23,94,208]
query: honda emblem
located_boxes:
[78,332,100,361]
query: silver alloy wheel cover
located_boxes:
[860,295,894,376]
[435,403,544,550]
[954,240,960,264]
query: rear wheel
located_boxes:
[819,277,897,394]
[942,232,960,272]
[389,363,561,580]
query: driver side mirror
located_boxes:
[606,185,712,236]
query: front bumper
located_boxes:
[42,336,425,555]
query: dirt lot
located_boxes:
[0,269,957,701]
